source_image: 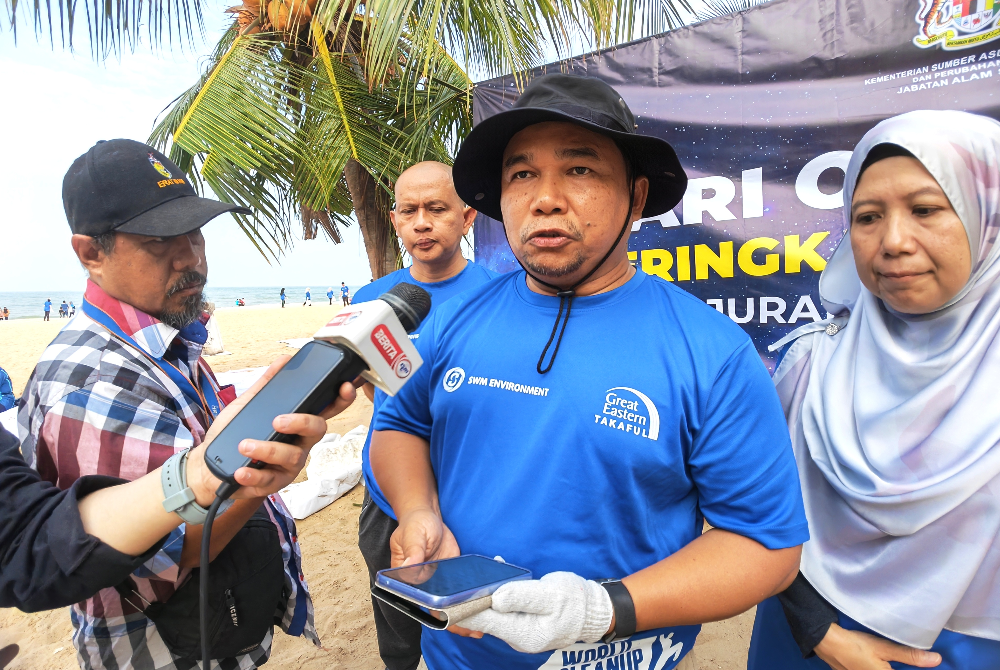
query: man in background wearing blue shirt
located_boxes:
[341,282,350,306]
[0,366,15,412]
[371,75,808,670]
[43,299,51,321]
[354,160,495,670]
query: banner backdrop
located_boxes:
[471,0,1000,369]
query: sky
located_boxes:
[0,3,722,293]
[0,13,375,292]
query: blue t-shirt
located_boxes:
[44,300,51,312]
[327,290,334,299]
[357,261,498,518]
[375,270,809,670]
[305,291,311,299]
[341,285,350,296]
[0,367,14,412]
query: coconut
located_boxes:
[268,0,289,31]
[286,0,312,27]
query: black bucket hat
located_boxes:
[452,73,687,222]
[63,139,251,238]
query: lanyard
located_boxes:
[82,299,223,421]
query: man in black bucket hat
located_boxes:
[370,74,809,670]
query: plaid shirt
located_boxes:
[18,280,319,670]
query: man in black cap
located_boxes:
[370,74,809,669]
[18,140,335,670]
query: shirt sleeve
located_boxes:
[31,380,196,585]
[777,572,839,658]
[372,310,440,440]
[688,340,809,550]
[0,426,168,612]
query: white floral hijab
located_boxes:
[774,110,1000,649]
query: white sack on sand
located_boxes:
[281,425,368,519]
[203,315,226,355]
[279,337,312,349]
[214,367,268,397]
[0,408,16,437]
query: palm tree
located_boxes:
[143,0,712,278]
[6,0,768,278]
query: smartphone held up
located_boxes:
[204,283,432,487]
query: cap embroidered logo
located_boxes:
[148,153,173,178]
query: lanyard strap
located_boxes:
[82,299,223,420]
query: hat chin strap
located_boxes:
[504,179,636,375]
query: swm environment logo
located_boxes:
[915,0,1000,50]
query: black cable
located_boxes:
[201,482,240,670]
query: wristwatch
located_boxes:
[599,579,637,643]
[161,449,231,524]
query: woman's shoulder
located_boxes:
[769,315,848,382]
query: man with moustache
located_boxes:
[353,160,496,670]
[370,75,809,670]
[18,139,333,670]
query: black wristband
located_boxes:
[599,580,637,643]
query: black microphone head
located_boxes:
[380,283,431,333]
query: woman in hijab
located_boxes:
[747,109,1000,670]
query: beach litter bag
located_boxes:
[279,425,367,519]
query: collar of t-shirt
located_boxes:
[511,267,646,313]
[404,261,479,291]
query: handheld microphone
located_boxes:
[204,282,432,488]
[196,283,430,670]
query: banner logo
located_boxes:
[371,325,411,378]
[914,0,1000,50]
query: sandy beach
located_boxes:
[0,303,754,670]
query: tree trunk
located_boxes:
[344,158,398,280]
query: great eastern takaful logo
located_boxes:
[593,387,660,441]
[915,0,1000,50]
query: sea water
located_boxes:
[0,285,368,320]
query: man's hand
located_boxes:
[453,572,613,653]
[186,355,357,505]
[390,507,460,568]
[814,624,942,670]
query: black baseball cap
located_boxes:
[62,139,251,237]
[452,74,687,222]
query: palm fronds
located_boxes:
[4,0,207,57]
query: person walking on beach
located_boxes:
[341,282,350,306]
[19,139,336,670]
[3,307,9,320]
[0,366,14,412]
[69,302,76,317]
[42,299,51,321]
[280,287,286,307]
[327,287,334,305]
[304,287,312,306]
[355,160,496,670]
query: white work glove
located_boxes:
[456,572,614,654]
